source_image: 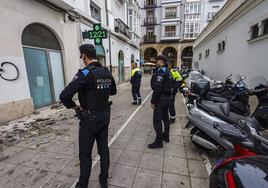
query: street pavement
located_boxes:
[0,75,209,188]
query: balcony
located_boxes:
[143,35,156,43]
[144,1,157,8]
[161,31,180,40]
[144,17,157,25]
[114,19,130,39]
[44,0,75,10]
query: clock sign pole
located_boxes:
[82,24,108,45]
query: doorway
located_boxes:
[22,23,65,108]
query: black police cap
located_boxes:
[156,55,167,64]
[79,44,97,59]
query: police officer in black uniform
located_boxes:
[130,63,142,105]
[148,55,173,149]
[60,44,117,188]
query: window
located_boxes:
[207,12,217,21]
[165,26,176,37]
[90,1,101,21]
[205,49,210,57]
[147,28,154,37]
[251,24,259,39]
[165,7,177,19]
[146,0,155,6]
[147,10,154,18]
[184,22,200,39]
[185,14,200,21]
[185,2,201,14]
[262,19,268,35]
[217,40,225,52]
[199,53,202,60]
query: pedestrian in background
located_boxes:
[167,62,183,124]
[60,44,117,188]
[130,62,142,105]
[148,55,173,149]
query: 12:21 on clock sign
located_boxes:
[82,24,108,45]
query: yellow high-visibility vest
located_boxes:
[131,67,142,77]
[170,69,182,81]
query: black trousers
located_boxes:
[77,110,111,188]
[153,96,170,143]
[132,84,141,102]
[168,94,176,120]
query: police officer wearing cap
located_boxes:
[60,44,117,188]
[167,62,183,124]
[148,55,173,149]
[130,62,142,105]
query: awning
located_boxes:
[96,45,105,57]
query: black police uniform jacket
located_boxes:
[60,62,117,110]
[150,66,173,104]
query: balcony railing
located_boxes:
[144,35,156,43]
[144,17,157,25]
[164,31,176,37]
[114,19,130,38]
[144,1,157,8]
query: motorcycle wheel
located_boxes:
[190,127,223,152]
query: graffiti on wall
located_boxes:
[0,62,19,81]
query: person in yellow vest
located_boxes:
[130,63,142,105]
[167,62,183,124]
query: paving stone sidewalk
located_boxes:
[88,94,209,188]
[0,76,209,188]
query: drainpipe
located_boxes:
[105,0,113,73]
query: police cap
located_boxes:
[79,44,97,59]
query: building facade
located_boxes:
[140,0,226,68]
[0,0,141,123]
[193,0,268,83]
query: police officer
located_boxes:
[167,62,183,124]
[148,55,173,149]
[59,44,117,188]
[130,63,142,105]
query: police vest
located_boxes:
[151,67,173,95]
[170,69,182,81]
[79,65,113,111]
[131,68,142,77]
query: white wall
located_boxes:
[200,0,227,31]
[0,0,80,105]
[193,0,268,83]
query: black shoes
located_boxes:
[170,118,176,124]
[148,142,163,149]
[132,101,142,105]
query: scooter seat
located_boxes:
[198,100,228,116]
[197,100,260,130]
[208,96,229,103]
[220,103,230,116]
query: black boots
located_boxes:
[148,142,163,149]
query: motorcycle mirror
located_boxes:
[241,75,246,80]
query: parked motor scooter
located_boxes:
[185,77,268,151]
[209,121,268,188]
